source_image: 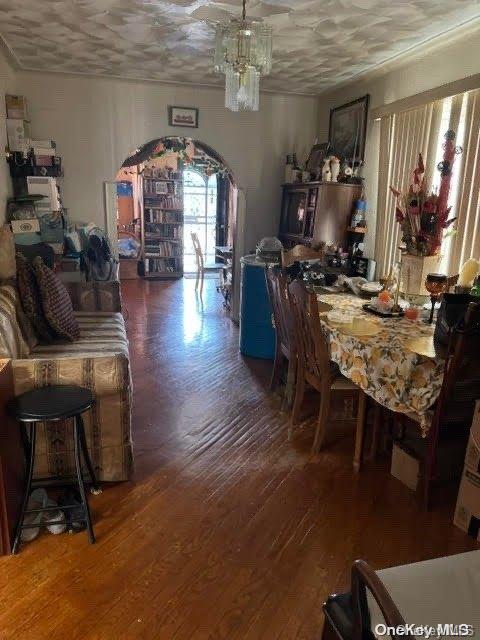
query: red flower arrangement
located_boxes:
[390,129,461,256]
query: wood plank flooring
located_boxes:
[0,278,476,639]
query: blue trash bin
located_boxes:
[239,255,275,359]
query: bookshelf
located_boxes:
[141,173,184,279]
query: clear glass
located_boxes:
[183,168,218,272]
[214,17,272,112]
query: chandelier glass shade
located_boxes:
[213,1,272,112]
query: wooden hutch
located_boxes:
[279,181,363,249]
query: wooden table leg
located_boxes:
[353,391,367,473]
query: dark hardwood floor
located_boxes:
[0,278,476,639]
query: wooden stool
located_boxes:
[8,385,101,554]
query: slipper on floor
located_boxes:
[21,488,48,542]
[59,489,86,533]
[44,498,66,535]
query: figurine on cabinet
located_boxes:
[322,158,332,182]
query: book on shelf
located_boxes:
[144,210,183,224]
[145,223,182,239]
[145,257,182,274]
[144,194,182,209]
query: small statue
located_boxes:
[330,156,340,182]
[322,158,332,182]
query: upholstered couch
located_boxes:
[0,280,133,482]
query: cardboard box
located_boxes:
[5,94,27,120]
[465,433,480,474]
[6,119,30,152]
[11,218,40,234]
[31,140,56,149]
[471,400,480,444]
[391,442,419,491]
[27,176,61,211]
[454,466,480,542]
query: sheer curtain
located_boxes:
[374,100,443,278]
[449,88,480,271]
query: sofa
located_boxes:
[0,279,133,482]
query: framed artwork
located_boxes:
[306,142,330,172]
[329,95,369,162]
[168,106,199,128]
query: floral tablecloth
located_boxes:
[318,294,445,435]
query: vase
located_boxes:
[401,253,441,296]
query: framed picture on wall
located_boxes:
[168,106,199,128]
[329,95,369,162]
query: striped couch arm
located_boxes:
[12,354,133,482]
[65,281,122,313]
[12,353,131,397]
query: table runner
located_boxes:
[318,294,445,435]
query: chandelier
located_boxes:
[213,0,272,112]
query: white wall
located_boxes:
[317,29,480,257]
[15,71,318,251]
[0,48,17,223]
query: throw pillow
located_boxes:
[0,225,16,281]
[16,253,56,343]
[32,256,80,342]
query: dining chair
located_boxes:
[265,266,297,423]
[288,280,367,468]
[281,244,325,269]
[411,300,480,507]
[191,232,224,296]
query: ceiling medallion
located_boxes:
[213,0,272,112]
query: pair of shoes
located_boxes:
[59,489,87,533]
[20,488,66,542]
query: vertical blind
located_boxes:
[374,101,443,278]
[450,88,480,270]
[375,87,480,277]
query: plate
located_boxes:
[326,310,353,326]
[341,318,380,337]
[405,336,437,358]
[363,303,404,318]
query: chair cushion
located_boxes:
[16,253,56,343]
[0,285,30,358]
[32,256,80,342]
[0,225,16,281]
[30,312,128,359]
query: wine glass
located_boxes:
[424,273,448,324]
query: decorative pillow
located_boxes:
[32,256,80,342]
[0,225,16,281]
[16,253,56,343]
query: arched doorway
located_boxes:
[110,136,242,317]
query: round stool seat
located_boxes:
[9,385,94,422]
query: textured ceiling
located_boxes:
[1,0,479,95]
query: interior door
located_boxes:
[231,187,245,324]
[103,181,119,259]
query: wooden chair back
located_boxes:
[281,244,324,269]
[437,301,480,420]
[424,301,480,505]
[265,266,293,354]
[191,232,204,271]
[288,280,331,383]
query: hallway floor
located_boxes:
[0,278,476,640]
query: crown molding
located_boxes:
[316,16,480,97]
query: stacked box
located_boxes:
[454,401,480,541]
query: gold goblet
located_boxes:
[424,273,448,324]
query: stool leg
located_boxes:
[73,416,95,544]
[77,413,101,495]
[12,422,36,554]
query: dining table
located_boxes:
[317,293,445,436]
